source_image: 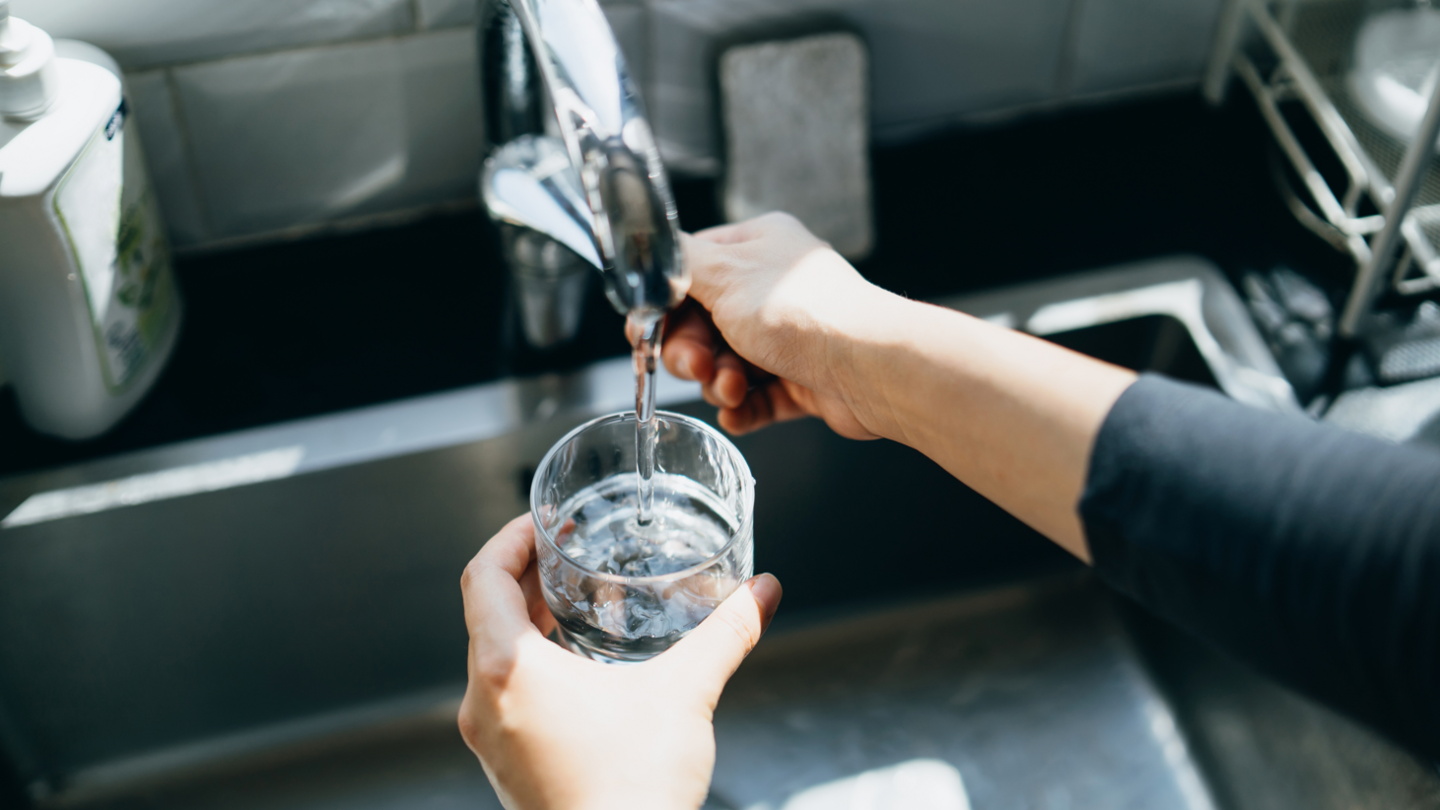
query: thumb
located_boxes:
[679,232,730,310]
[658,574,783,702]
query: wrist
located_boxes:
[823,285,921,443]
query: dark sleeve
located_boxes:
[1081,374,1440,758]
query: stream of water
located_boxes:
[630,314,662,526]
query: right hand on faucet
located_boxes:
[642,211,1136,560]
[637,212,891,440]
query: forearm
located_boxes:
[679,215,1133,557]
[833,292,1136,560]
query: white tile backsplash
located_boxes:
[173,29,480,240]
[173,40,406,237]
[124,70,211,246]
[391,29,486,207]
[9,0,414,69]
[418,0,477,30]
[1067,0,1224,97]
[14,0,1226,251]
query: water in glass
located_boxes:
[544,472,747,662]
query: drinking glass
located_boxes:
[530,410,755,663]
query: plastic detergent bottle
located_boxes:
[0,0,181,440]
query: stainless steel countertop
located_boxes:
[1,255,1435,809]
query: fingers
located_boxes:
[461,515,546,644]
[678,234,729,309]
[662,301,717,383]
[663,301,750,409]
[470,513,536,580]
[719,378,812,435]
[519,557,558,637]
[709,348,749,410]
[658,574,783,703]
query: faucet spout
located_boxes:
[478,0,688,325]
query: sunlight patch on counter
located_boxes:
[2,447,305,529]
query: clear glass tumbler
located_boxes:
[531,410,755,663]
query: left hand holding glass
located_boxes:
[458,514,783,810]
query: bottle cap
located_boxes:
[0,1,60,119]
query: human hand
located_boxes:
[458,515,784,810]
[631,212,894,439]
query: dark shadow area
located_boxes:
[1047,315,1217,388]
[0,758,24,810]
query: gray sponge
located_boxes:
[720,32,873,259]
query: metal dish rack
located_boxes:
[1207,0,1440,338]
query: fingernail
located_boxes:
[678,353,692,379]
[747,574,783,630]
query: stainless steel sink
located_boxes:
[0,255,1434,809]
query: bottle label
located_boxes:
[52,99,179,393]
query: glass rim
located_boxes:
[529,409,755,585]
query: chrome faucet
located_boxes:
[478,0,688,347]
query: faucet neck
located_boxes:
[478,0,689,319]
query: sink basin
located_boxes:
[0,256,1434,809]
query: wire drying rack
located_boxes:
[1207,0,1440,338]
